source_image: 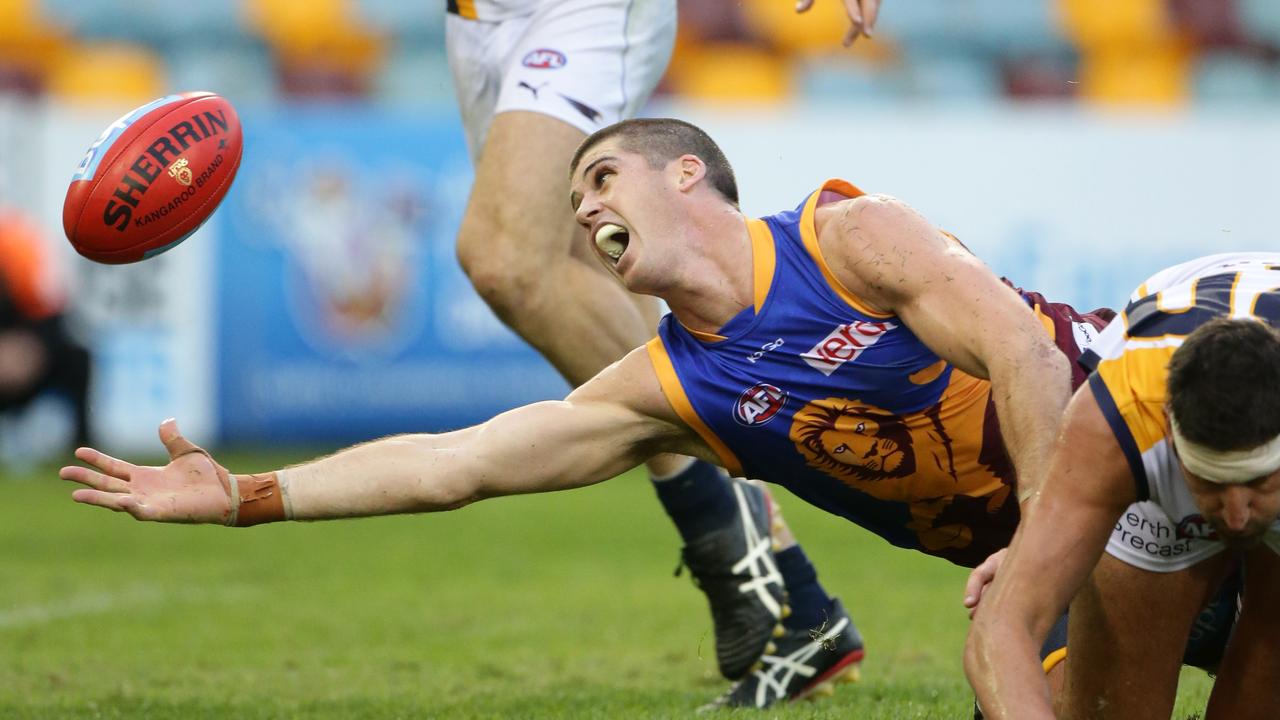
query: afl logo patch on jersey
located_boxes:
[522,49,567,69]
[735,383,788,427]
[1176,514,1219,541]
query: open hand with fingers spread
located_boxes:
[61,418,286,526]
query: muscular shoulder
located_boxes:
[813,194,966,313]
[813,193,916,238]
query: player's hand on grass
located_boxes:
[796,0,880,46]
[62,418,234,524]
[963,548,1007,618]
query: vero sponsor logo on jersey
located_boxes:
[734,383,787,427]
[522,49,567,69]
[801,320,897,376]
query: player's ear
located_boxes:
[675,154,707,193]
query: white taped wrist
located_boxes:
[277,467,296,520]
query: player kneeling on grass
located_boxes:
[69,118,1092,710]
[965,254,1280,720]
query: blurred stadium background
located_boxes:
[0,2,1264,716]
[1,0,1278,456]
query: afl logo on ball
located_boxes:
[734,383,788,427]
[522,49,567,69]
[168,158,193,186]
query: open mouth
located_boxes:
[594,223,630,263]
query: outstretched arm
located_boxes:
[817,195,1072,500]
[964,388,1133,718]
[64,347,697,525]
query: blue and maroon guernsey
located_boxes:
[646,180,1109,568]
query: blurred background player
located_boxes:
[0,204,92,462]
[443,0,882,684]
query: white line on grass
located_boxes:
[0,584,252,629]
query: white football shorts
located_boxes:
[445,0,677,160]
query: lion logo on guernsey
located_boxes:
[786,396,999,503]
[789,396,1005,553]
[522,49,567,69]
[734,383,787,427]
[791,399,922,497]
[167,158,192,187]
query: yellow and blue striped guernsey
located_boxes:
[1080,253,1280,500]
[648,181,1111,567]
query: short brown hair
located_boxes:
[570,118,739,205]
[1168,317,1280,451]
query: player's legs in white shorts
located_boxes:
[444,0,676,386]
[446,0,676,161]
[442,3,799,686]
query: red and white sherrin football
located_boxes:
[63,91,243,264]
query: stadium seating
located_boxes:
[665,44,792,102]
[0,0,1273,107]
[356,0,445,44]
[1193,52,1278,103]
[40,0,247,45]
[0,0,63,94]
[1061,0,1192,105]
[46,42,165,105]
[902,51,1004,101]
[1077,42,1192,106]
[374,43,456,108]
[740,0,851,55]
[967,0,1072,55]
[794,57,902,104]
[163,41,278,108]
[1237,0,1280,46]
[243,0,385,98]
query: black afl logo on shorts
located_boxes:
[522,49,567,69]
[735,383,788,427]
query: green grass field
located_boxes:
[1,454,1213,718]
